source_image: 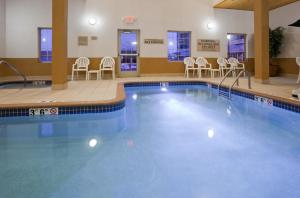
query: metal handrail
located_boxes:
[229,70,252,98]
[0,60,27,86]
[218,68,235,92]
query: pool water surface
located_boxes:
[0,85,300,198]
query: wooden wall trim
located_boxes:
[2,57,298,78]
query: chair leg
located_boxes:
[112,70,115,80]
[297,70,300,83]
[72,70,74,81]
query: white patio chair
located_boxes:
[210,64,222,78]
[228,57,246,77]
[195,57,212,78]
[184,57,197,78]
[72,57,90,81]
[217,57,230,77]
[99,57,115,80]
[296,57,300,83]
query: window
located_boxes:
[227,33,246,62]
[168,31,191,61]
[39,28,52,62]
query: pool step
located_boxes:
[218,90,230,99]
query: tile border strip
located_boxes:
[0,80,300,117]
[0,102,126,118]
[125,81,300,114]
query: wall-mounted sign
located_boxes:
[144,39,164,44]
[78,36,88,46]
[122,16,137,24]
[91,36,98,41]
[197,39,220,52]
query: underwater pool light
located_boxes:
[208,129,215,139]
[89,138,98,148]
[132,94,138,100]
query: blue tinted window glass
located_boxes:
[39,28,52,62]
[168,31,191,61]
[227,34,246,62]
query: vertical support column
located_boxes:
[254,0,269,83]
[52,0,68,90]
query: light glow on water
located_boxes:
[161,87,168,92]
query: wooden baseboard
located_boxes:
[52,83,68,90]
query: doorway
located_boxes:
[118,29,140,77]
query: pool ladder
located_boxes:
[218,69,251,99]
[0,60,27,87]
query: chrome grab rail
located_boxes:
[218,69,251,99]
[229,70,251,98]
[217,68,235,92]
[0,60,27,86]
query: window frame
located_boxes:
[38,27,52,63]
[227,33,247,62]
[167,30,192,62]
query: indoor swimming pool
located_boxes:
[0,85,300,198]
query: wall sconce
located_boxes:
[88,17,97,25]
[207,22,215,30]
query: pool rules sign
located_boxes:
[197,39,220,52]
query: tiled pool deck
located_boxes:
[0,76,299,108]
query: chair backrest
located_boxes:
[184,57,195,68]
[296,57,300,66]
[75,57,90,69]
[195,57,208,68]
[101,57,115,69]
[217,57,228,68]
[227,57,238,67]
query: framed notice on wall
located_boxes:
[197,39,220,52]
[144,39,164,44]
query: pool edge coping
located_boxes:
[0,80,299,116]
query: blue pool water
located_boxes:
[1,85,300,198]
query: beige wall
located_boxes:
[5,0,52,58]
[0,0,5,58]
[269,1,300,75]
[0,0,299,77]
[4,0,254,59]
[270,1,300,58]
